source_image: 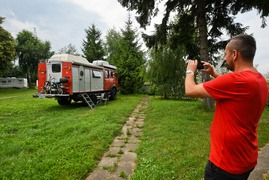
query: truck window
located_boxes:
[110,70,113,77]
[93,70,101,78]
[52,64,61,73]
[105,69,109,78]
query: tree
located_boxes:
[106,16,146,94]
[0,17,16,77]
[146,16,196,99]
[16,30,52,88]
[39,40,54,63]
[6,66,25,78]
[118,0,269,109]
[119,16,146,94]
[105,28,122,65]
[82,24,106,62]
[147,43,187,99]
[58,43,78,55]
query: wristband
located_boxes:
[186,70,194,75]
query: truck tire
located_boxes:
[109,87,117,100]
[57,98,71,105]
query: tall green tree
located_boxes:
[0,17,16,77]
[119,17,146,94]
[82,24,105,62]
[118,0,269,109]
[106,16,145,94]
[16,30,52,88]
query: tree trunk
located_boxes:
[197,0,214,110]
[27,67,32,89]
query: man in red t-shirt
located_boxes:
[185,34,268,179]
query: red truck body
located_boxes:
[36,54,118,105]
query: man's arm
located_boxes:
[185,60,212,98]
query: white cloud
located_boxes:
[2,9,61,52]
[64,0,166,34]
[2,9,37,37]
[65,0,129,28]
[1,4,87,53]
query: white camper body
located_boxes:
[0,77,28,89]
[46,54,104,93]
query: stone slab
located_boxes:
[131,128,142,134]
[86,168,110,180]
[129,117,136,121]
[132,131,143,137]
[116,135,127,139]
[128,136,140,143]
[123,143,139,152]
[137,115,146,119]
[136,119,144,122]
[119,152,137,162]
[111,139,125,147]
[111,162,134,177]
[98,157,118,167]
[108,175,125,180]
[135,123,144,128]
[106,147,120,155]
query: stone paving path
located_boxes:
[249,143,269,180]
[85,96,149,180]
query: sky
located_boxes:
[1,0,269,74]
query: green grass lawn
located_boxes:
[1,89,268,179]
[131,97,269,180]
[0,88,145,179]
[0,88,35,98]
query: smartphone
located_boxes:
[197,62,205,69]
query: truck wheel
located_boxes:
[109,88,117,100]
[57,98,71,105]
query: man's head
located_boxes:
[224,34,256,71]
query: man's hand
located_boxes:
[187,60,198,73]
[185,60,212,98]
[201,61,221,78]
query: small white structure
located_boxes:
[0,77,28,89]
[93,60,117,69]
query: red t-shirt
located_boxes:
[203,70,268,174]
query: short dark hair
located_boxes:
[228,34,256,61]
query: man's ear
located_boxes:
[233,50,238,61]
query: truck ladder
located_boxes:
[81,93,97,109]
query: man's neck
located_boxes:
[234,60,258,73]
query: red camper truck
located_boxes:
[36,54,118,108]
